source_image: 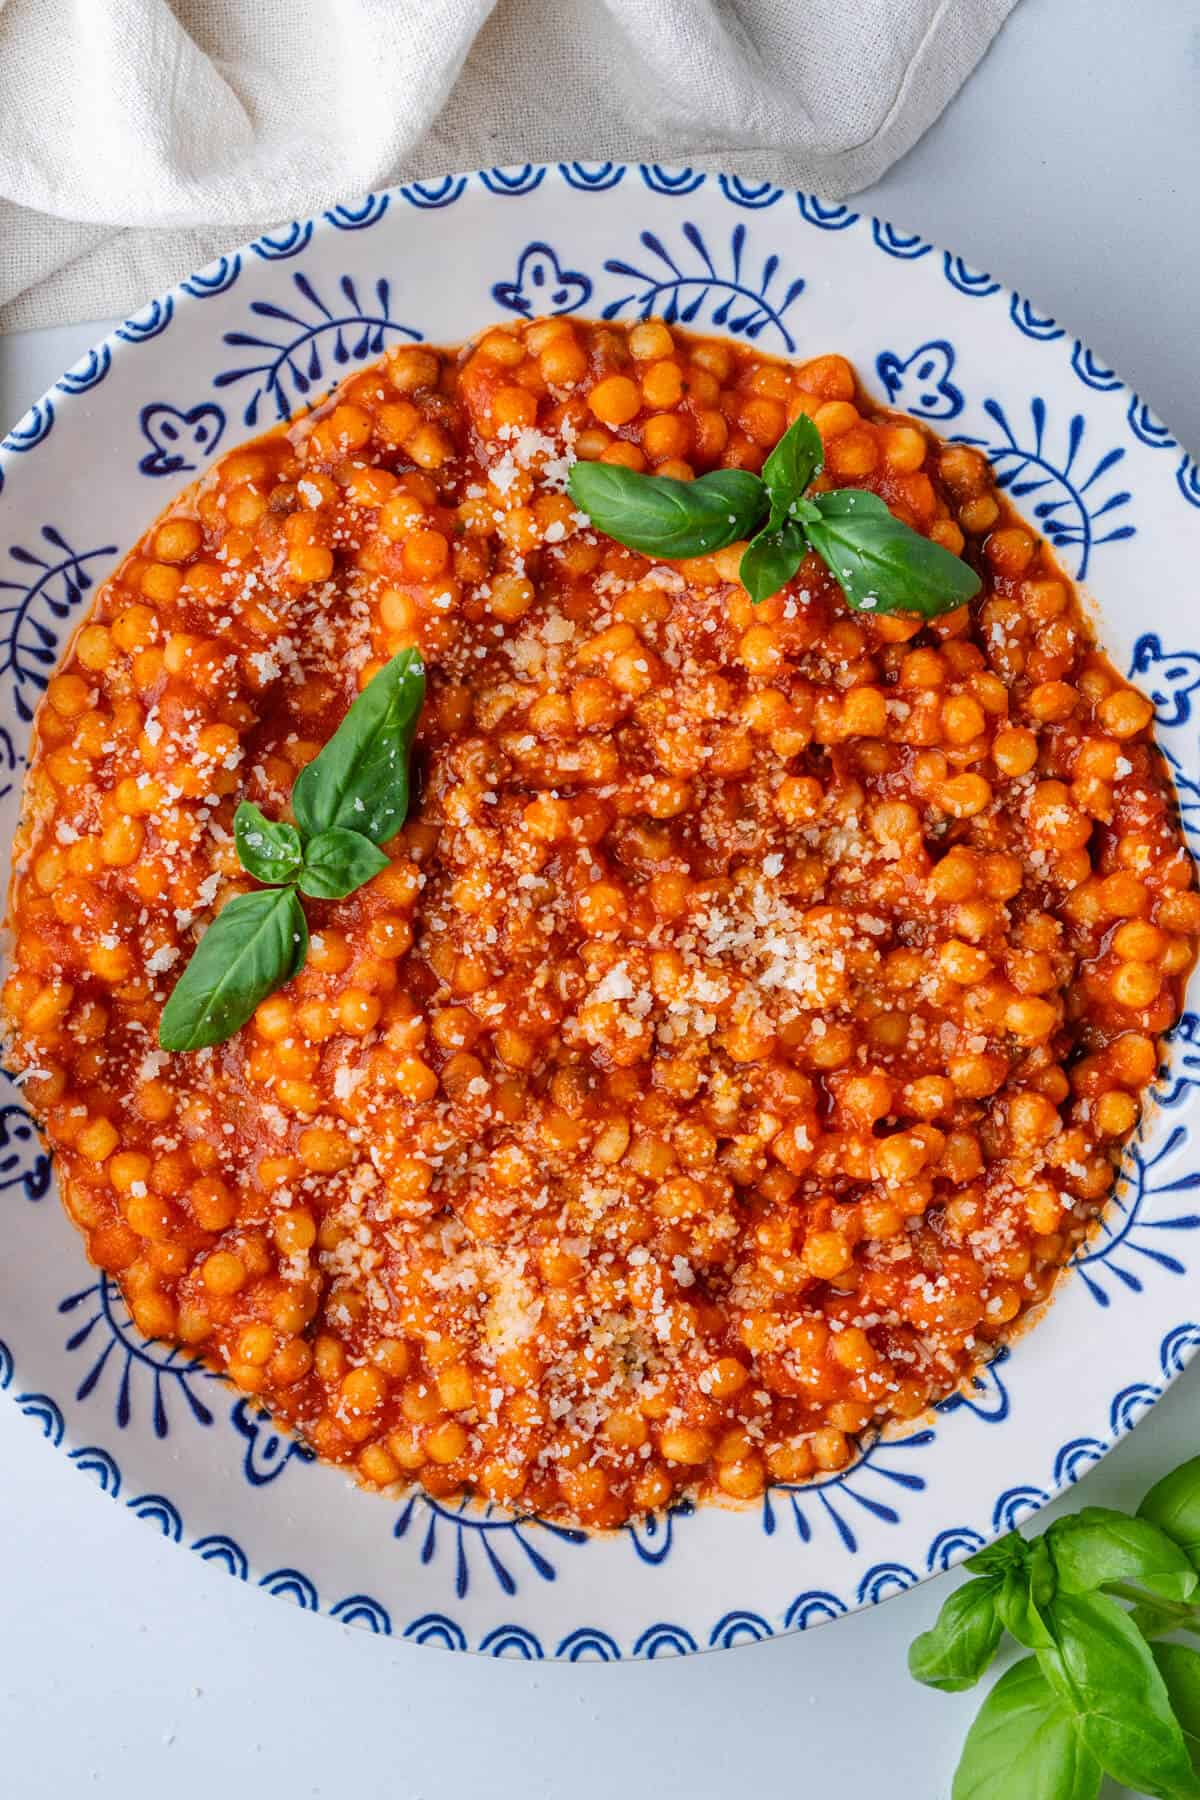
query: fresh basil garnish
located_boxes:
[233,801,303,886]
[566,461,765,560]
[292,646,425,843]
[158,887,308,1052]
[761,410,824,502]
[804,488,981,618]
[299,827,390,900]
[567,404,982,613]
[159,645,425,1052]
[738,521,809,606]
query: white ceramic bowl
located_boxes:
[2,162,1199,1660]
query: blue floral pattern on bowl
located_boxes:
[0,163,1197,1660]
[137,402,226,476]
[600,221,805,348]
[213,272,421,426]
[875,339,963,419]
[492,243,592,318]
[957,396,1134,579]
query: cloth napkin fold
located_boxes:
[0,0,1018,332]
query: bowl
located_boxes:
[2,161,1199,1660]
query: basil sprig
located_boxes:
[911,1453,1200,1799]
[159,647,424,1052]
[567,410,981,613]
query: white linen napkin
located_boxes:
[0,0,1018,332]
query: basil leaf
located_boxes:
[804,487,982,617]
[908,1577,1004,1691]
[997,1540,1056,1650]
[1049,1506,1199,1605]
[966,1534,1030,1578]
[299,827,390,900]
[952,1656,1102,1800]
[739,521,809,605]
[233,800,303,886]
[566,461,766,559]
[292,646,424,844]
[158,887,308,1052]
[761,412,824,504]
[1153,1644,1200,1774]
[1039,1589,1200,1798]
[1140,1455,1200,1566]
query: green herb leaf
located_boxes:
[1049,1506,1199,1605]
[1140,1455,1200,1566]
[734,415,824,604]
[292,646,425,844]
[566,461,766,560]
[951,1656,1102,1800]
[908,1577,1004,1692]
[738,521,809,606]
[1153,1644,1200,1775]
[1038,1589,1200,1798]
[761,412,824,505]
[233,800,303,886]
[966,1534,1030,1578]
[997,1539,1056,1650]
[804,487,982,617]
[158,887,308,1052]
[298,827,390,900]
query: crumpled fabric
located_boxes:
[0,0,1017,330]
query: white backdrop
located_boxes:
[1,0,1198,1794]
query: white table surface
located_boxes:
[2,1,1198,1795]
